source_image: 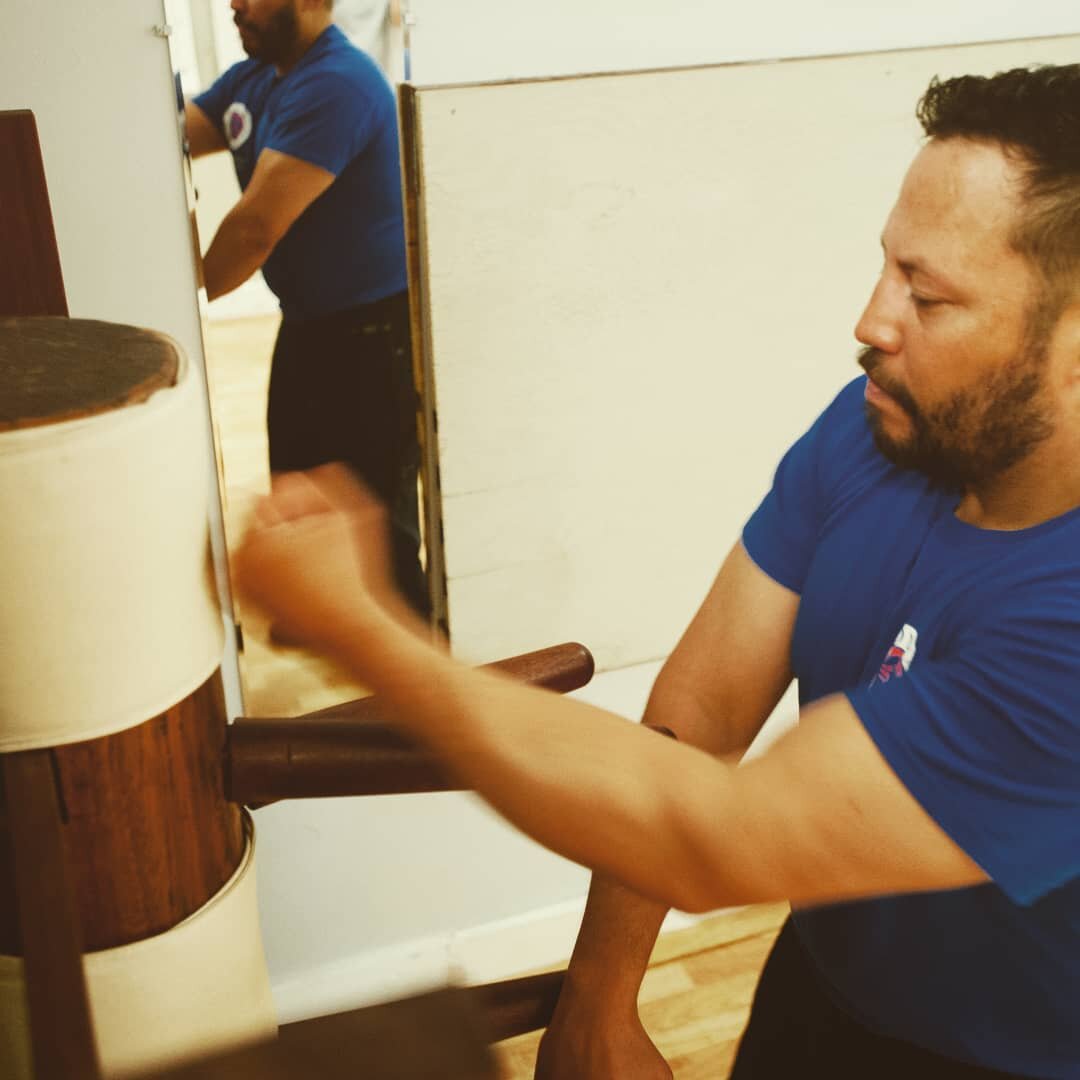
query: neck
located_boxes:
[955,432,1080,530]
[275,16,331,75]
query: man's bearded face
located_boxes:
[235,2,300,65]
[858,334,1054,491]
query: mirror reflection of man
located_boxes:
[236,64,1080,1078]
[184,0,428,617]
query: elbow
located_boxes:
[243,222,278,265]
[672,871,763,914]
[673,889,716,915]
[653,841,735,915]
[225,210,279,264]
[669,877,731,915]
[661,813,762,914]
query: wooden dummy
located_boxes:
[0,111,589,1080]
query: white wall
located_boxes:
[0,0,243,715]
[0,3,200,343]
[408,0,1078,84]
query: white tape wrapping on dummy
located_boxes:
[0,341,224,750]
[0,815,277,1078]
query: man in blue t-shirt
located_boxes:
[233,66,1080,1078]
[184,0,427,615]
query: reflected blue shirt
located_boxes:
[194,25,407,319]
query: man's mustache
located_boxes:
[857,346,919,416]
[857,345,883,375]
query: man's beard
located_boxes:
[236,5,300,64]
[858,336,1054,492]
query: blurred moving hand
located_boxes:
[234,463,419,657]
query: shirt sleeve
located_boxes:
[264,69,378,175]
[192,64,240,136]
[742,378,868,593]
[847,596,1080,906]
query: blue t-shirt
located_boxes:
[193,25,407,319]
[743,376,1080,1078]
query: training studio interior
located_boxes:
[0,2,1076,1077]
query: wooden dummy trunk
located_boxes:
[0,111,594,1079]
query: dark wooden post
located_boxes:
[0,112,68,317]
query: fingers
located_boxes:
[259,465,385,526]
[306,462,385,517]
[253,468,348,530]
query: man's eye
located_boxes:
[911,293,942,309]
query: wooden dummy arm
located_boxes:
[140,973,563,1078]
[135,987,497,1079]
[226,643,595,804]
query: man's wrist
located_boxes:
[559,964,643,1019]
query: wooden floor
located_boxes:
[200,314,786,1078]
[201,313,375,718]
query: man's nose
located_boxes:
[855,276,902,355]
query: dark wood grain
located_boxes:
[3,750,102,1079]
[227,643,595,803]
[468,970,566,1043]
[140,987,497,1080]
[0,111,68,318]
[0,316,179,431]
[0,673,244,953]
[228,714,454,801]
[305,641,595,720]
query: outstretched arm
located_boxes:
[235,466,988,912]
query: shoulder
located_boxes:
[289,28,392,101]
[742,376,884,593]
[215,57,270,95]
[194,57,266,115]
[784,375,890,505]
[813,376,874,463]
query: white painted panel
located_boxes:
[415,35,1080,669]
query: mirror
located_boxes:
[164,0,426,716]
[163,1,1079,716]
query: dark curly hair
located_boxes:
[917,65,1080,316]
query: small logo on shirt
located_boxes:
[223,102,253,150]
[873,623,918,686]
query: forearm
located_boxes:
[330,611,732,912]
[558,689,742,1007]
[560,875,668,1015]
[201,209,274,300]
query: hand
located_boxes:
[534,995,672,1080]
[233,463,398,653]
